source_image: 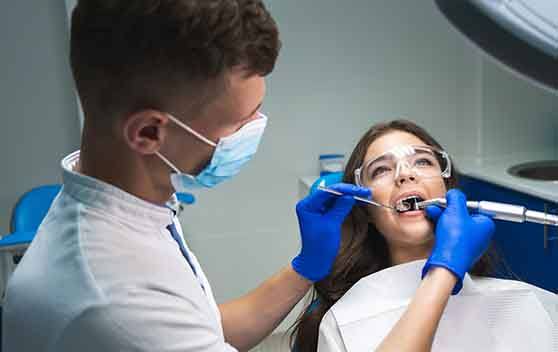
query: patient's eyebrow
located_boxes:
[365,154,390,166]
[413,150,435,156]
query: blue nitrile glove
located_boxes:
[423,189,495,294]
[292,183,371,282]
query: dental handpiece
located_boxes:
[416,198,558,227]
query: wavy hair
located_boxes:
[291,119,502,352]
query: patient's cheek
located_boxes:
[426,179,447,197]
[370,209,397,235]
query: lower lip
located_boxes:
[398,210,425,218]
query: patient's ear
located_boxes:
[122,110,170,155]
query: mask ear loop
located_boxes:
[155,152,182,174]
[166,114,217,148]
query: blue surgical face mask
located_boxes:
[156,112,268,192]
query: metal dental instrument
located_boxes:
[413,198,558,226]
[316,185,396,210]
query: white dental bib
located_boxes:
[318,260,558,351]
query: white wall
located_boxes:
[479,60,558,159]
[455,43,558,172]
[0,2,80,232]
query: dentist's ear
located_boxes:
[122,110,170,155]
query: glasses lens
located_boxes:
[363,155,397,186]
[361,146,449,187]
[408,148,447,178]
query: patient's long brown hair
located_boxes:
[290,119,500,352]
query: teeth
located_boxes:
[402,195,424,202]
[398,195,424,204]
[395,195,424,212]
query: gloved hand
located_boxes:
[423,189,495,294]
[292,183,371,282]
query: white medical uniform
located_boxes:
[3,151,237,352]
[318,259,558,351]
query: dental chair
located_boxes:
[0,183,63,295]
[0,185,62,259]
[0,185,62,293]
[0,184,62,350]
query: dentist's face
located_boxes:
[363,131,447,260]
[164,67,266,176]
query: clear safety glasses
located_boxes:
[354,145,451,188]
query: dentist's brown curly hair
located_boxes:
[70,0,280,124]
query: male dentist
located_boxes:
[2,1,368,351]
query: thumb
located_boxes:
[471,214,496,238]
[445,189,468,216]
[425,205,443,221]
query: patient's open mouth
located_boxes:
[395,195,425,213]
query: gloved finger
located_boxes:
[328,195,357,220]
[471,214,496,237]
[297,190,337,213]
[445,189,469,216]
[425,205,443,221]
[328,183,372,199]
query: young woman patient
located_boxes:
[292,120,557,352]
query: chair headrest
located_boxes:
[11,185,62,233]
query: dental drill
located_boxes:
[398,197,558,227]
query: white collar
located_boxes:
[329,260,557,351]
[332,259,479,326]
[357,259,478,299]
[61,150,174,230]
